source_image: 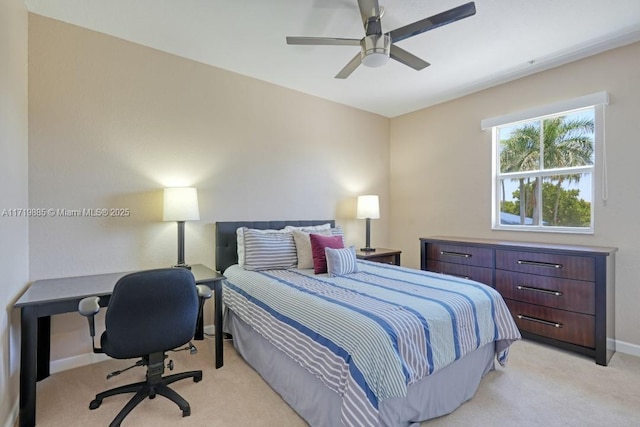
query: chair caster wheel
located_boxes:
[89,399,102,410]
[194,372,203,382]
[182,407,191,417]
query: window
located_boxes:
[483,92,608,234]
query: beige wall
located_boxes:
[27,15,390,362]
[0,0,30,424]
[390,41,640,351]
[9,15,640,426]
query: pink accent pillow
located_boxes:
[310,233,344,274]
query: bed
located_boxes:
[216,220,521,427]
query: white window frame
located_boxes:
[482,92,608,234]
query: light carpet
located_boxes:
[29,338,640,426]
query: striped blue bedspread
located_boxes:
[223,261,521,426]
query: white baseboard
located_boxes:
[50,351,111,374]
[614,339,640,358]
[203,324,215,336]
[49,324,216,374]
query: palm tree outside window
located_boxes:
[494,107,595,232]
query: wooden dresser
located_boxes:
[420,236,617,366]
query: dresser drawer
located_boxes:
[496,270,595,315]
[426,260,493,286]
[496,250,594,281]
[427,243,494,268]
[505,299,595,348]
[421,236,616,365]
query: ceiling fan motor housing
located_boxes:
[360,34,390,67]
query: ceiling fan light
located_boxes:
[361,51,389,67]
[360,35,390,67]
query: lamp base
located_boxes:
[173,263,192,270]
[360,247,376,252]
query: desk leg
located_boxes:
[214,280,223,368]
[37,316,51,380]
[19,306,38,427]
[194,299,205,341]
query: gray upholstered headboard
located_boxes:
[215,220,335,274]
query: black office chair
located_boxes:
[78,268,212,427]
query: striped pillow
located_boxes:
[325,246,359,277]
[242,227,297,271]
[329,226,345,244]
[237,227,290,267]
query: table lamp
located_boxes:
[357,195,380,252]
[163,187,200,269]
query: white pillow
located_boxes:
[325,246,359,277]
[292,229,332,269]
[241,227,297,271]
[284,223,332,232]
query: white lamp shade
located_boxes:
[356,195,380,219]
[163,187,200,221]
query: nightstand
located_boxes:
[356,248,401,266]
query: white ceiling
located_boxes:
[25,0,640,118]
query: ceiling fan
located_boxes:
[286,1,476,79]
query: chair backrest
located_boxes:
[103,268,198,359]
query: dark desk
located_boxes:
[14,264,224,427]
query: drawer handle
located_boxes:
[517,259,563,269]
[516,285,562,297]
[440,251,471,258]
[517,314,563,328]
[435,271,470,280]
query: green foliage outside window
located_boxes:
[496,109,595,230]
[501,182,592,227]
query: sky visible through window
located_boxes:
[499,108,594,206]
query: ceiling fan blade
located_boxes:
[286,36,360,46]
[388,2,476,44]
[335,53,362,79]
[390,45,430,71]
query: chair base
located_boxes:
[89,369,203,427]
